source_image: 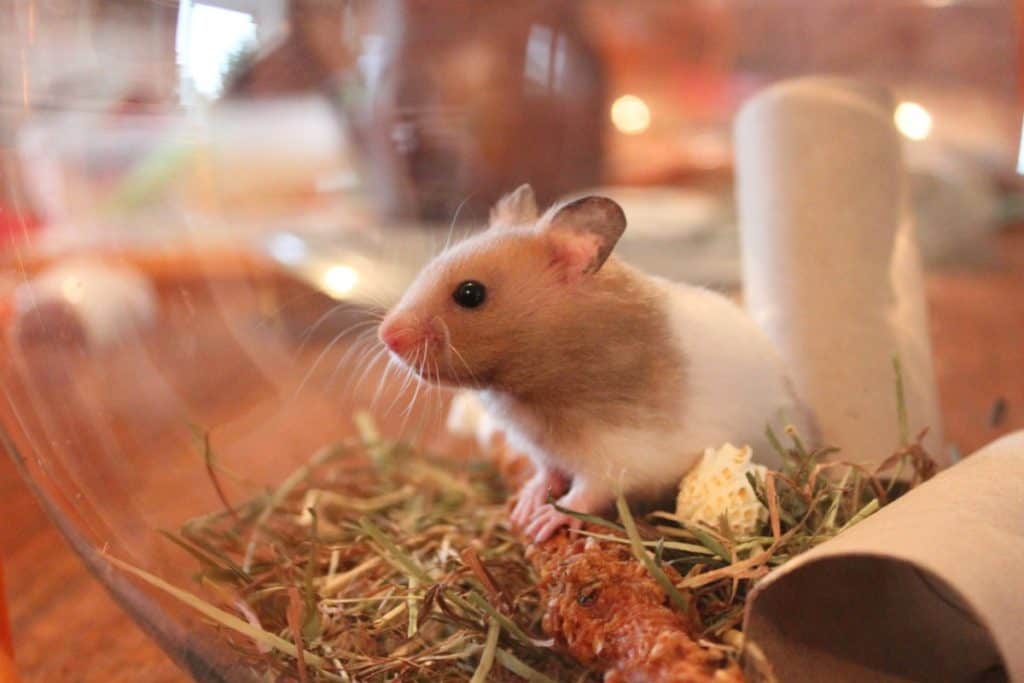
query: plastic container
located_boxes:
[0,2,1019,681]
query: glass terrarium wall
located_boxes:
[0,1,1020,680]
[4,2,1019,280]
[259,1,1021,281]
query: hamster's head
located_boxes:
[378,184,627,391]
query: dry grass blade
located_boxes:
[470,618,500,683]
[101,553,346,681]
[286,587,310,683]
[616,493,691,613]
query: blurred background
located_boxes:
[1,0,1021,281]
[0,1,1021,681]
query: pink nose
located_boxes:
[378,314,421,354]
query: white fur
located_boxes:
[652,277,812,472]
[480,278,812,500]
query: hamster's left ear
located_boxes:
[490,184,538,227]
[542,196,626,281]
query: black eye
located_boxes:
[452,280,487,308]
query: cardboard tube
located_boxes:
[743,430,1024,682]
[734,77,945,465]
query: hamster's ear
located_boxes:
[542,196,626,280]
[489,184,538,227]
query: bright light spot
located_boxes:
[176,2,257,100]
[60,276,85,304]
[610,95,651,135]
[322,265,359,298]
[267,232,308,266]
[1017,116,1024,175]
[894,101,933,141]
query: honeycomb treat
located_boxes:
[676,444,767,536]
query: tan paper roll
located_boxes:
[743,430,1024,682]
[734,77,945,465]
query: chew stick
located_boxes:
[526,533,743,683]
[492,442,743,682]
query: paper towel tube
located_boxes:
[743,430,1024,682]
[734,77,945,466]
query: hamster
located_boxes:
[378,184,814,541]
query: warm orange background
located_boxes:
[0,562,17,683]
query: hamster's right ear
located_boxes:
[489,184,538,228]
[542,196,627,282]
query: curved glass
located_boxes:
[0,2,1019,680]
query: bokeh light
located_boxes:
[610,94,651,135]
[894,101,933,141]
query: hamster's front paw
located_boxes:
[522,480,609,543]
[510,468,569,529]
[523,505,582,543]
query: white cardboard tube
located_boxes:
[735,77,945,465]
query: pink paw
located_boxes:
[523,504,583,543]
[510,469,569,529]
[520,481,611,543]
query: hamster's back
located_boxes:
[658,280,812,468]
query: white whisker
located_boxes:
[350,344,389,399]
[293,321,376,399]
[443,194,474,254]
[371,354,397,411]
[386,344,422,416]
[448,343,479,389]
[431,355,444,434]
[255,288,346,333]
[296,304,375,352]
[328,329,384,393]
[397,345,421,395]
[402,343,428,418]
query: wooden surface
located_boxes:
[2,231,1023,683]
